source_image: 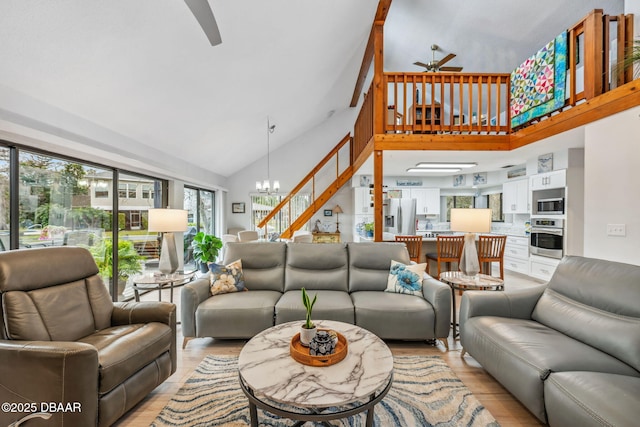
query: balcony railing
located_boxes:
[383,72,511,135]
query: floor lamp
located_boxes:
[450,208,492,277]
[148,208,188,275]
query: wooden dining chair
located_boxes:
[477,235,507,279]
[395,235,423,263]
[425,235,465,278]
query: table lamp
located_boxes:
[332,205,344,233]
[450,208,492,277]
[148,208,188,275]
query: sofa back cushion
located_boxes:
[0,246,113,341]
[532,256,640,371]
[348,243,411,292]
[284,243,348,292]
[224,242,286,292]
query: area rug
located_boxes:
[152,355,499,427]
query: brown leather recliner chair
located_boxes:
[0,246,176,427]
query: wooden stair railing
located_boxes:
[257,133,353,239]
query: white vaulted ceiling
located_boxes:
[0,0,624,180]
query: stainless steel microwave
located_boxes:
[537,197,564,215]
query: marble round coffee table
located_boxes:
[238,320,394,427]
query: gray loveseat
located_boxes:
[459,255,640,426]
[181,242,451,347]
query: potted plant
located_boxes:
[364,222,374,238]
[191,232,223,273]
[91,238,143,299]
[300,287,318,347]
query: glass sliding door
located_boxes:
[0,148,9,251]
[183,187,216,271]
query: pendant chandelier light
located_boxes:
[255,117,280,194]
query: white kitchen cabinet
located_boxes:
[502,179,529,214]
[529,255,560,281]
[354,187,373,215]
[504,235,529,275]
[410,188,440,215]
[530,170,566,191]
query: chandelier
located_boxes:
[255,117,280,194]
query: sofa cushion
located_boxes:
[385,260,426,296]
[284,243,348,292]
[532,256,640,371]
[209,259,246,295]
[275,290,354,325]
[351,291,435,340]
[461,316,640,422]
[223,242,286,292]
[195,290,281,339]
[348,243,411,292]
[3,280,96,341]
[545,371,640,427]
[78,322,172,394]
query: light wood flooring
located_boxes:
[114,270,546,427]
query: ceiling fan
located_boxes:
[184,0,222,46]
[413,44,463,72]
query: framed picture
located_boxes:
[359,175,371,187]
[538,153,553,173]
[453,174,466,187]
[396,178,423,187]
[472,172,487,185]
[232,202,245,214]
[323,209,333,217]
[507,165,527,179]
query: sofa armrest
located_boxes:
[422,277,452,340]
[459,284,546,329]
[0,340,99,426]
[180,277,211,338]
[112,301,177,373]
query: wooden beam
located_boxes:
[511,79,640,149]
[374,134,511,151]
[373,22,385,135]
[349,0,393,107]
[583,9,604,99]
[373,150,384,242]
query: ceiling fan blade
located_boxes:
[439,66,463,72]
[413,61,430,68]
[184,0,222,46]
[438,53,456,67]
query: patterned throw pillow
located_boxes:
[385,260,426,296]
[209,259,246,296]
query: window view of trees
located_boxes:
[183,187,215,271]
[0,148,166,301]
[250,194,310,238]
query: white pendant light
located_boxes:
[256,117,279,194]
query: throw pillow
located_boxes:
[385,260,426,296]
[209,259,246,296]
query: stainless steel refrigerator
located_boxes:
[384,198,417,235]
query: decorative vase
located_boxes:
[299,325,317,347]
[459,233,480,277]
[309,330,338,356]
[199,261,210,274]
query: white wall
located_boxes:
[584,105,640,265]
[225,107,359,233]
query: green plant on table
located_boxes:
[191,232,223,264]
[301,287,317,329]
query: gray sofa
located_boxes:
[459,255,640,426]
[181,242,451,347]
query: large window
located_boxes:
[445,194,503,222]
[183,186,216,271]
[445,195,474,221]
[250,194,310,237]
[1,144,168,302]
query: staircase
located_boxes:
[257,133,362,239]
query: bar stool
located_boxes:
[477,235,507,279]
[395,235,423,263]
[425,235,465,278]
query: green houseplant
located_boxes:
[91,239,143,298]
[191,232,223,273]
[300,287,318,346]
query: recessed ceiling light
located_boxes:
[406,168,461,173]
[415,162,477,169]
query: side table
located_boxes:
[439,271,504,342]
[131,271,195,303]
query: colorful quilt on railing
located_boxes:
[510,31,568,128]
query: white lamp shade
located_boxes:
[148,209,188,233]
[450,208,492,233]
